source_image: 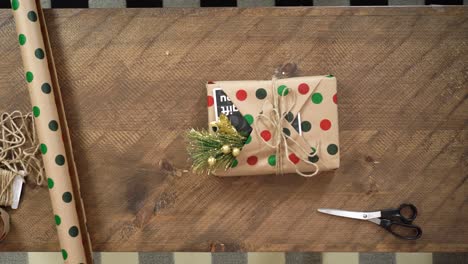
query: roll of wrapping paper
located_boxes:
[11,0,93,263]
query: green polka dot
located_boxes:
[244,114,254,125]
[11,0,19,10]
[18,34,26,45]
[54,215,61,226]
[32,106,40,117]
[26,72,34,83]
[47,178,54,189]
[68,226,79,237]
[40,143,47,154]
[41,83,51,94]
[285,112,294,122]
[327,144,338,155]
[244,135,252,144]
[61,249,68,260]
[311,147,316,154]
[231,159,238,168]
[27,11,37,22]
[62,192,72,203]
[55,155,65,166]
[311,93,323,104]
[255,88,267,100]
[301,121,311,132]
[277,85,289,96]
[35,48,44,59]
[268,155,276,166]
[326,74,334,78]
[48,120,59,131]
[283,127,291,137]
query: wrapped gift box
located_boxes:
[206,75,340,177]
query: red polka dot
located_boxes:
[260,130,272,142]
[289,153,300,164]
[298,83,310,95]
[247,156,258,166]
[207,95,214,107]
[320,119,332,131]
[333,93,338,104]
[236,90,247,101]
[207,81,215,84]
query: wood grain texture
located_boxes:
[0,6,467,252]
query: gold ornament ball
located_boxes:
[221,145,231,154]
[208,156,216,166]
[232,147,240,157]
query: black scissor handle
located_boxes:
[380,203,417,224]
[379,219,422,240]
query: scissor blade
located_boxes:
[317,208,381,220]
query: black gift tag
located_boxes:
[285,111,302,135]
[213,88,252,137]
[291,114,302,134]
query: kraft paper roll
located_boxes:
[11,0,92,263]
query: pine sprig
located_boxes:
[187,128,245,175]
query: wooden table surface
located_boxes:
[0,6,466,252]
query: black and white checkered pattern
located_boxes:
[0,0,466,8]
[0,252,468,264]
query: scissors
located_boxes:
[318,203,422,240]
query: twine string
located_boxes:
[0,169,15,207]
[0,111,44,186]
[254,76,321,177]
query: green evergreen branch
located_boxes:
[187,129,245,175]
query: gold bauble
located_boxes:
[221,145,231,154]
[232,147,240,157]
[207,156,216,166]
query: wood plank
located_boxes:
[0,7,466,252]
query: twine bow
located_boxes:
[254,76,321,177]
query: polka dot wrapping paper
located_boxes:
[207,76,340,176]
[11,0,92,263]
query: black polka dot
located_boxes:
[255,88,267,100]
[68,226,79,237]
[62,192,72,203]
[308,154,319,163]
[41,83,51,94]
[327,144,338,155]
[283,128,291,137]
[27,11,37,22]
[55,155,65,166]
[35,48,44,59]
[48,120,59,131]
[285,112,294,122]
[301,121,312,132]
